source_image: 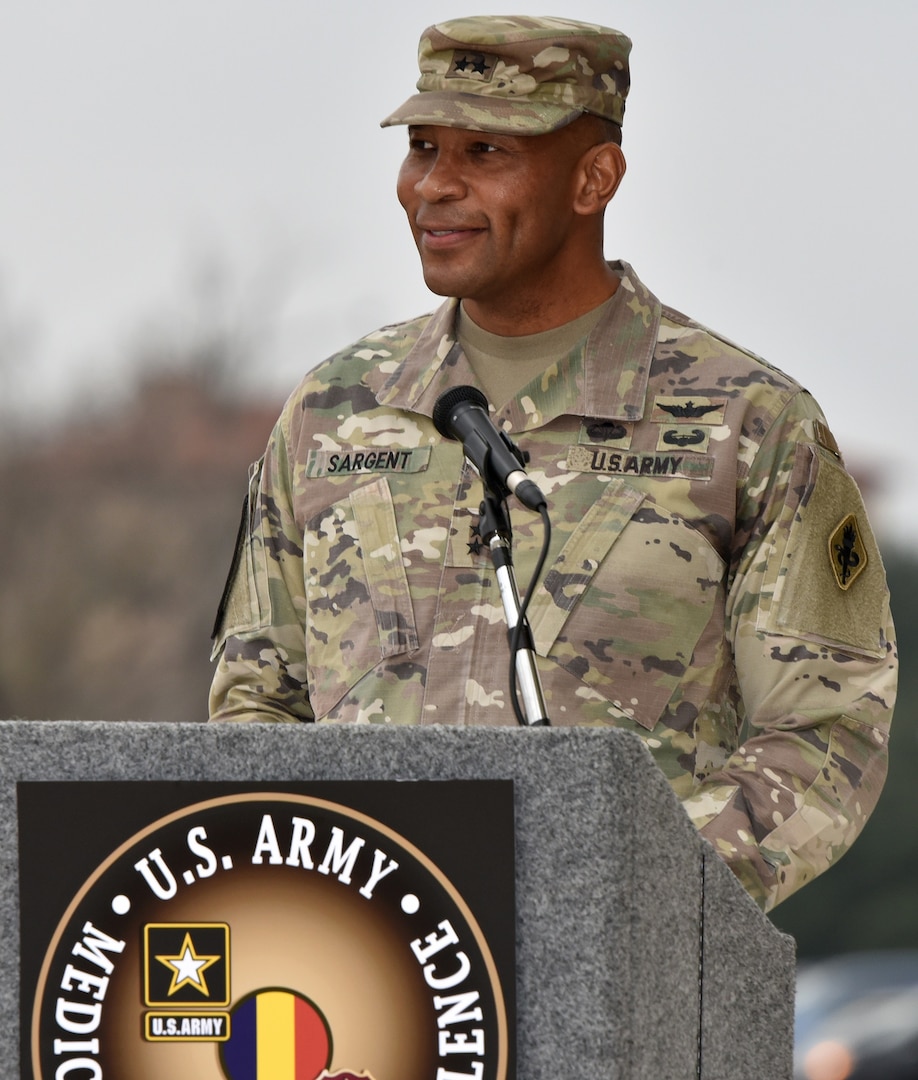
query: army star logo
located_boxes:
[156,931,221,996]
[144,922,231,1007]
[829,513,868,590]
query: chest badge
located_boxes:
[829,513,868,590]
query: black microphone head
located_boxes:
[432,385,490,440]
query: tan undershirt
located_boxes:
[457,295,617,409]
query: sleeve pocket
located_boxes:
[210,458,271,658]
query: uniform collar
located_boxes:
[377,261,661,430]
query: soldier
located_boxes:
[209,16,897,911]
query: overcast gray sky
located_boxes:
[1,1,914,544]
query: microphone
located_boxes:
[432,386,547,511]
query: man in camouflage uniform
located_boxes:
[209,16,897,911]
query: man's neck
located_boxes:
[460,264,620,337]
[458,291,618,409]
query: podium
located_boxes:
[0,720,794,1078]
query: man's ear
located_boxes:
[574,143,626,215]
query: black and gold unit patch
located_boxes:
[829,513,868,590]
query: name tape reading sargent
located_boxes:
[306,448,432,476]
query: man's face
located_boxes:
[396,123,593,316]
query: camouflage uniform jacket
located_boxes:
[210,262,897,911]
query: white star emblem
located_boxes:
[155,932,220,996]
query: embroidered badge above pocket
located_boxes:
[650,396,728,425]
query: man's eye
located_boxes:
[470,141,499,153]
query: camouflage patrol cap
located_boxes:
[380,15,631,135]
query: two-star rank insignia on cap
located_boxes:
[829,513,868,590]
[447,51,497,80]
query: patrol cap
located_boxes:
[380,15,631,135]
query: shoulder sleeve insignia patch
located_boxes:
[814,419,842,459]
[828,513,868,590]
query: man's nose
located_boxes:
[414,152,466,201]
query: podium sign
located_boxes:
[0,721,796,1079]
[19,780,515,1080]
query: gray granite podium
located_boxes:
[0,720,794,1078]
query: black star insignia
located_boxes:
[453,52,489,76]
[467,519,484,557]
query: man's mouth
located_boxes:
[418,224,485,247]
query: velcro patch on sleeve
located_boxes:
[813,418,841,459]
[761,444,887,657]
[210,459,271,657]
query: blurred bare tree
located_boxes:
[0,278,36,450]
[126,247,289,394]
[0,256,282,722]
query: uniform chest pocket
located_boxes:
[527,479,726,730]
[303,477,418,719]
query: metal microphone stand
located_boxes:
[477,490,550,727]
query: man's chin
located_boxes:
[419,271,464,299]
